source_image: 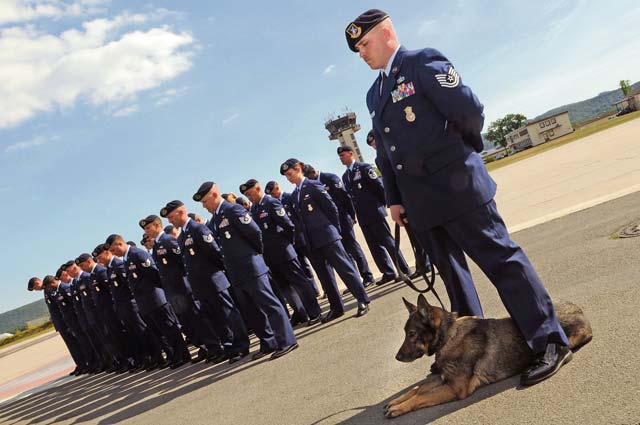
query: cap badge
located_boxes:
[397,76,405,84]
[346,23,362,39]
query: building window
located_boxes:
[519,129,528,136]
[551,117,556,124]
[540,122,545,128]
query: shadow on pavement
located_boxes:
[310,375,519,425]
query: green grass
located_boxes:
[486,110,640,172]
[0,321,54,349]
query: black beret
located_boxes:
[27,277,38,291]
[140,234,149,245]
[55,268,63,280]
[301,163,317,178]
[92,243,106,258]
[75,253,92,265]
[264,181,276,194]
[236,196,249,206]
[62,260,75,270]
[139,214,160,229]
[127,241,137,247]
[164,224,175,234]
[239,179,258,194]
[43,275,55,287]
[160,200,184,217]
[337,145,353,154]
[193,182,214,202]
[104,234,121,249]
[280,158,300,175]
[345,9,389,52]
[366,129,375,145]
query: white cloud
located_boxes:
[0,0,109,25]
[112,104,138,117]
[0,10,195,128]
[5,134,52,153]
[154,85,188,106]
[322,64,335,75]
[222,112,239,126]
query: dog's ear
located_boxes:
[402,297,417,313]
[417,294,433,322]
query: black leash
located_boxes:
[394,221,446,310]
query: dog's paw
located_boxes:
[383,404,408,418]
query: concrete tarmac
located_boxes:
[1,118,639,424]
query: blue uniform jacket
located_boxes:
[73,272,98,325]
[177,218,230,293]
[123,246,168,315]
[152,232,195,297]
[68,279,90,330]
[341,161,387,225]
[209,200,268,284]
[367,46,496,231]
[89,264,116,313]
[106,256,138,308]
[291,178,341,251]
[44,288,65,332]
[317,171,357,231]
[280,192,307,250]
[52,283,81,330]
[250,195,296,265]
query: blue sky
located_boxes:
[2,0,640,314]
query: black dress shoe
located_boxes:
[205,351,228,365]
[363,279,375,288]
[429,362,440,375]
[170,356,191,369]
[320,309,344,324]
[375,275,396,286]
[342,288,351,295]
[158,359,172,370]
[521,343,572,386]
[191,348,207,364]
[69,367,81,376]
[307,314,323,326]
[270,343,299,360]
[290,316,308,327]
[251,348,274,361]
[356,302,370,317]
[228,350,249,364]
[408,270,422,280]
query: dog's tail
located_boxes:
[555,301,593,352]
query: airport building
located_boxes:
[505,111,574,153]
[613,92,640,113]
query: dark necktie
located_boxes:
[379,72,385,96]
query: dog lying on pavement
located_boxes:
[384,294,593,418]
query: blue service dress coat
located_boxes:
[367,46,496,232]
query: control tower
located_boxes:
[324,111,364,162]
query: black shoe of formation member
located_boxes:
[251,348,275,361]
[375,275,397,286]
[157,359,172,370]
[356,302,370,317]
[363,278,376,288]
[520,343,572,386]
[228,350,250,364]
[307,314,323,326]
[170,355,191,370]
[205,351,228,365]
[321,309,345,324]
[191,348,208,364]
[270,343,299,360]
[290,315,308,328]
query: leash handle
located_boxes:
[394,222,446,310]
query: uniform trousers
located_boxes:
[340,224,375,283]
[231,273,296,351]
[269,258,322,319]
[142,303,191,362]
[360,218,410,277]
[415,199,569,353]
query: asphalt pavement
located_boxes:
[0,191,639,425]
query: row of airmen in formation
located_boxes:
[28,138,431,376]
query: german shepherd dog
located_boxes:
[384,294,593,418]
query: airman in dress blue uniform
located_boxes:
[346,9,571,385]
[105,234,192,369]
[153,208,250,364]
[265,180,320,296]
[33,276,89,375]
[301,165,376,287]
[240,179,323,326]
[337,146,410,285]
[64,260,113,370]
[280,159,371,322]
[193,184,299,361]
[93,244,165,370]
[140,215,227,364]
[76,253,135,372]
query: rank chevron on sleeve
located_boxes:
[435,66,460,88]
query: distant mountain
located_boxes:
[0,299,49,334]
[535,81,640,124]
